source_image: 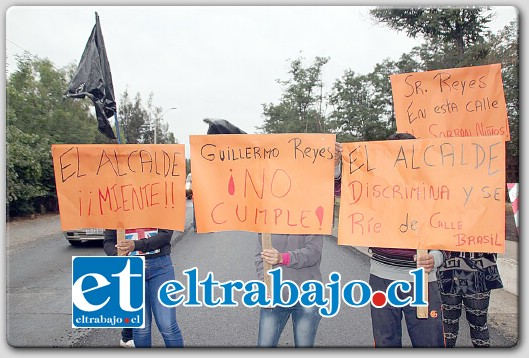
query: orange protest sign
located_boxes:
[337,135,505,253]
[390,64,510,141]
[189,133,336,234]
[51,144,186,231]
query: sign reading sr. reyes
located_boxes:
[390,64,510,141]
[189,134,336,234]
[51,144,186,231]
[338,135,505,253]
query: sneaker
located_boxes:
[120,339,135,348]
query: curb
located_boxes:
[497,258,518,296]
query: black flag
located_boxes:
[203,118,246,135]
[65,12,117,139]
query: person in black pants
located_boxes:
[367,133,446,348]
[437,251,503,347]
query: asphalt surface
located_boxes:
[4,201,520,349]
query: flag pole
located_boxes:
[65,12,125,252]
[114,110,125,249]
[114,112,121,144]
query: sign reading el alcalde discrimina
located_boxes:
[189,133,336,234]
[337,135,505,253]
[390,64,510,141]
[51,144,186,231]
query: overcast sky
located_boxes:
[5,4,518,157]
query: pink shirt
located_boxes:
[280,252,291,266]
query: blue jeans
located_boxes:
[133,255,184,348]
[257,303,322,347]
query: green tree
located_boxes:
[370,7,492,64]
[326,51,423,142]
[7,55,106,144]
[6,126,54,216]
[6,54,112,216]
[145,95,177,145]
[334,7,497,143]
[119,90,149,143]
[6,54,177,217]
[487,20,519,182]
[118,90,176,144]
[370,7,519,182]
[259,56,329,134]
[367,55,422,132]
[328,70,389,142]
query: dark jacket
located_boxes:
[436,251,503,294]
[104,228,173,259]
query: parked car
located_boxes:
[64,228,105,246]
[186,173,193,199]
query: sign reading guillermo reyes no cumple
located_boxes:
[390,63,510,141]
[337,135,506,254]
[189,133,336,235]
[51,144,187,231]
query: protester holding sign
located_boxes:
[253,142,342,347]
[367,133,446,348]
[104,228,185,348]
[436,251,503,348]
[254,233,324,347]
[102,237,135,348]
[387,63,508,348]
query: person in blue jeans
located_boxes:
[105,228,184,348]
[254,233,324,347]
[253,142,342,348]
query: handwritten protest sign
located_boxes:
[51,144,186,231]
[189,134,336,234]
[390,64,510,141]
[337,135,505,253]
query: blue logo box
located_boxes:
[72,256,145,328]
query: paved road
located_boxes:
[73,230,517,348]
[6,202,518,347]
[5,200,519,348]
